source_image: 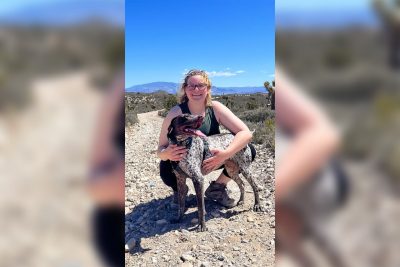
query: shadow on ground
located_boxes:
[125,194,249,254]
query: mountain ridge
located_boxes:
[126,82,267,95]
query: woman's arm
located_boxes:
[90,73,124,169]
[157,105,188,161]
[202,101,253,172]
[275,70,340,202]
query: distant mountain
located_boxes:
[0,0,124,26]
[277,9,379,29]
[126,82,266,95]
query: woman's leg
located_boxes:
[159,160,178,192]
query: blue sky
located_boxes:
[276,0,378,29]
[0,0,124,25]
[277,0,369,12]
[125,0,275,88]
[0,0,119,14]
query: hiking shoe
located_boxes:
[173,184,189,204]
[205,181,236,208]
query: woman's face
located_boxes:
[185,75,210,104]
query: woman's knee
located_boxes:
[159,160,177,191]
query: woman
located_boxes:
[157,69,256,208]
[88,74,125,267]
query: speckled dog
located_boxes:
[167,114,262,232]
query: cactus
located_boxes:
[373,0,400,68]
[264,80,275,110]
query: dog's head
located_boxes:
[167,114,205,141]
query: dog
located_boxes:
[167,114,262,231]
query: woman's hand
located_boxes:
[202,149,230,173]
[160,144,188,161]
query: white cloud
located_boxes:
[180,69,246,78]
[206,70,245,77]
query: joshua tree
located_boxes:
[264,80,275,110]
[373,0,400,68]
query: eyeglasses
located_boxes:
[186,83,207,91]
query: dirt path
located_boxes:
[125,110,275,267]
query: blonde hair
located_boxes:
[177,69,212,106]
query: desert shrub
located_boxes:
[386,144,400,178]
[125,110,138,126]
[246,101,257,110]
[158,109,168,117]
[239,108,275,123]
[246,118,275,150]
[164,94,178,110]
[323,46,353,69]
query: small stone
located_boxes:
[180,252,195,262]
[211,211,221,218]
[247,216,254,222]
[125,238,136,252]
[162,255,170,261]
[151,257,157,263]
[233,246,240,251]
[241,239,250,243]
[156,219,168,225]
[199,262,210,267]
[180,262,193,267]
[198,244,212,251]
[217,255,225,261]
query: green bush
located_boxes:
[164,94,178,110]
[125,111,138,126]
[239,108,275,123]
[158,109,168,117]
[246,118,275,150]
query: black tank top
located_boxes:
[179,102,220,136]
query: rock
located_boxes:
[198,244,212,251]
[211,211,221,218]
[247,216,255,222]
[217,254,225,261]
[199,262,210,267]
[125,238,136,252]
[233,246,240,251]
[180,252,195,262]
[162,255,170,261]
[156,219,168,225]
[180,263,193,267]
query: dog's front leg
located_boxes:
[172,171,187,223]
[192,176,207,232]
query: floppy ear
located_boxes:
[167,117,177,138]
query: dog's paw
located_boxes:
[196,224,208,232]
[253,204,263,212]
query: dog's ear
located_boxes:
[167,117,177,138]
[167,125,173,137]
